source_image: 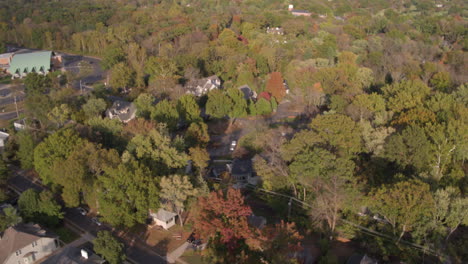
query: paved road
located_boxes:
[8,171,168,264]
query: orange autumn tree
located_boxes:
[193,188,263,260]
[266,72,286,102]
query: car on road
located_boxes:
[77,207,88,216]
[230,140,237,151]
[91,217,102,226]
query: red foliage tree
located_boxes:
[266,72,286,102]
[193,188,262,251]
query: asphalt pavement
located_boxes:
[8,171,168,264]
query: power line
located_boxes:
[242,183,444,258]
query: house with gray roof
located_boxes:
[150,208,177,230]
[0,223,60,264]
[105,100,137,123]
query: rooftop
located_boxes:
[9,51,52,74]
[0,223,56,263]
[151,208,177,222]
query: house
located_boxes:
[237,85,257,101]
[0,53,14,70]
[248,214,267,229]
[227,159,259,185]
[0,223,60,264]
[185,75,221,97]
[42,242,105,264]
[266,27,284,35]
[105,100,137,123]
[257,91,271,101]
[150,208,177,230]
[0,131,9,149]
[7,51,53,78]
[288,5,312,17]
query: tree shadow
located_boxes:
[154,237,171,256]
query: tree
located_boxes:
[265,72,286,102]
[382,80,431,113]
[310,114,363,157]
[227,88,248,118]
[0,206,22,231]
[127,128,188,174]
[159,175,197,226]
[205,89,233,119]
[47,104,71,128]
[261,221,303,264]
[134,93,155,119]
[110,62,135,92]
[255,98,273,115]
[93,231,126,264]
[370,180,434,242]
[83,98,107,118]
[146,56,179,94]
[151,100,179,131]
[193,189,261,255]
[430,72,451,92]
[177,94,202,124]
[98,161,159,227]
[18,189,63,227]
[0,158,8,185]
[24,73,51,94]
[384,125,434,173]
[16,130,36,169]
[185,122,210,148]
[102,46,126,70]
[34,129,85,184]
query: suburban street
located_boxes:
[8,170,168,264]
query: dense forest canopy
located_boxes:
[0,0,467,263]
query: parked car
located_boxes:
[91,217,102,226]
[230,140,237,151]
[77,207,88,216]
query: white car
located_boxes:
[230,141,237,151]
[91,217,102,226]
[77,207,88,216]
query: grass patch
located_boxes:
[0,101,24,113]
[181,250,208,264]
[51,226,80,244]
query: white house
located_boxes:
[150,209,177,230]
[185,75,221,97]
[0,223,60,264]
[0,131,9,148]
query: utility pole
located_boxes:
[80,79,83,94]
[14,95,19,118]
[287,197,292,221]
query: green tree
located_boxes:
[159,175,197,226]
[134,93,155,119]
[83,98,107,118]
[227,88,248,117]
[370,180,434,242]
[177,94,202,124]
[98,161,159,227]
[47,104,71,128]
[102,46,126,70]
[18,189,63,226]
[110,62,135,92]
[205,89,232,119]
[384,125,434,173]
[24,73,51,94]
[151,100,179,131]
[34,129,85,184]
[146,56,179,94]
[255,98,273,115]
[430,72,451,92]
[127,128,188,173]
[310,114,363,157]
[382,80,431,113]
[185,122,210,148]
[16,131,36,169]
[0,206,22,231]
[93,231,126,264]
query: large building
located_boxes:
[1,50,63,78]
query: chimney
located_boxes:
[288,4,294,11]
[81,249,89,259]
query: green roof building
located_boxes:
[8,51,52,77]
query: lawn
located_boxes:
[51,226,80,244]
[180,250,208,264]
